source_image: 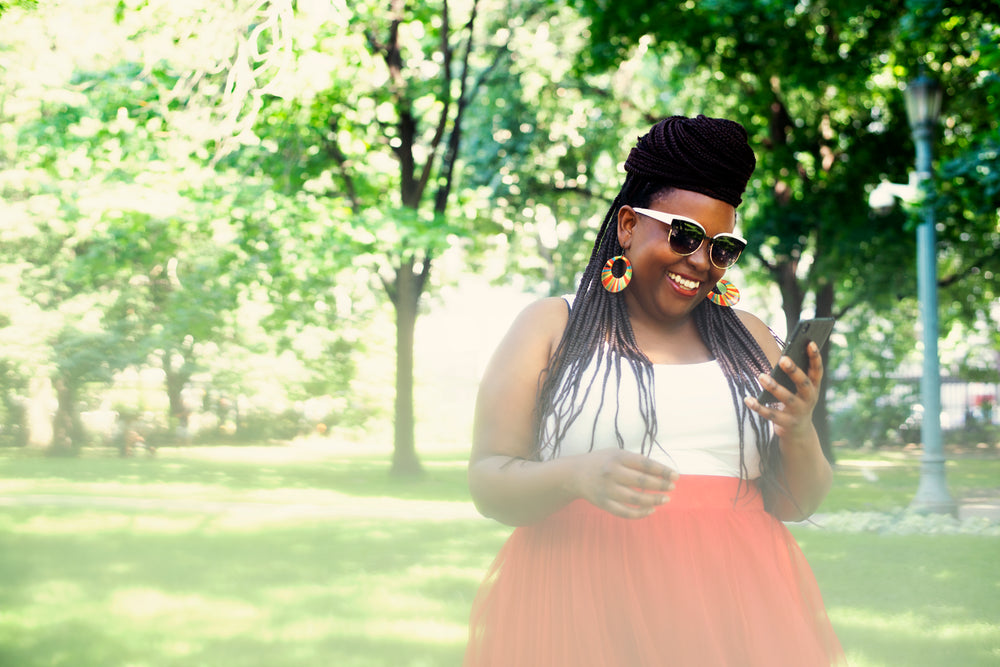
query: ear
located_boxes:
[617,205,638,250]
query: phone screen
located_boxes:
[756,318,836,405]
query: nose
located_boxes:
[684,239,712,272]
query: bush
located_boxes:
[232,408,308,442]
[0,400,26,447]
[830,401,913,448]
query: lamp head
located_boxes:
[904,74,943,130]
[868,182,898,214]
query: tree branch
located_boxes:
[832,293,868,321]
[372,0,420,205]
[434,0,481,214]
[564,79,659,126]
[940,246,1000,288]
[550,183,600,199]
[415,250,433,296]
[381,273,398,307]
[416,0,454,200]
[324,115,361,213]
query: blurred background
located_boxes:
[0,2,998,664]
[1,0,996,468]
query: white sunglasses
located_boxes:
[632,207,747,269]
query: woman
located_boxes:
[464,116,845,666]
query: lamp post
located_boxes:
[904,74,957,516]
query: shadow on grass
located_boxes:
[0,450,473,503]
[0,454,469,501]
[794,531,1000,667]
[833,621,999,667]
[0,507,509,667]
[0,617,141,667]
[0,617,470,667]
[4,447,998,666]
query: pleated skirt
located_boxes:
[464,475,845,666]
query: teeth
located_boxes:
[668,272,700,291]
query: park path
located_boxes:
[2,491,997,525]
[832,457,1000,522]
[3,444,998,525]
[0,492,483,522]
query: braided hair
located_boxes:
[533,116,784,500]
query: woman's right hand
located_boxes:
[571,449,679,519]
[469,298,680,526]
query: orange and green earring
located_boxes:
[601,255,632,293]
[708,278,740,307]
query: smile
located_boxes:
[668,272,701,291]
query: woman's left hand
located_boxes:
[743,341,823,440]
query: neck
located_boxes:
[626,308,710,365]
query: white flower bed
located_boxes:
[791,510,1000,536]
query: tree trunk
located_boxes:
[813,280,836,463]
[776,260,804,337]
[50,377,82,456]
[163,350,192,443]
[390,258,424,477]
[774,259,836,463]
[26,375,55,449]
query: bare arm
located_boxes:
[738,312,833,521]
[468,298,677,526]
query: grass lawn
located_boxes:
[0,442,997,666]
[823,446,1000,512]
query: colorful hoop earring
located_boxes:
[601,255,632,293]
[707,278,740,307]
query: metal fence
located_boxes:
[886,377,998,429]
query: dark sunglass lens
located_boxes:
[669,220,704,255]
[712,239,745,268]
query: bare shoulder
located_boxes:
[472,296,570,461]
[733,309,781,364]
[496,296,570,363]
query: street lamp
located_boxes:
[868,75,956,515]
[904,74,957,516]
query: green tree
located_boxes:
[458,3,656,297]
[0,357,29,447]
[0,0,35,18]
[219,0,540,475]
[1,0,378,449]
[48,328,124,454]
[0,8,252,448]
[329,0,490,475]
[570,0,1000,454]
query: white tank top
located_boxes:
[542,355,762,479]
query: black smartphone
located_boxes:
[757,317,836,405]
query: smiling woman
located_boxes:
[465,115,845,666]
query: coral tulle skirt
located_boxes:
[465,475,845,666]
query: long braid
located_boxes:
[535,176,664,458]
[693,301,781,499]
[534,249,784,499]
[532,114,788,508]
